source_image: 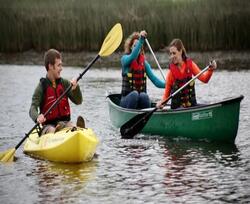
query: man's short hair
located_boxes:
[44,49,61,71]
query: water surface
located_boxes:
[0,65,249,203]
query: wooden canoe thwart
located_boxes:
[107,94,244,143]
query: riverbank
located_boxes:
[0,50,249,70]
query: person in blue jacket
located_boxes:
[120,30,165,109]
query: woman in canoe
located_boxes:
[156,38,217,109]
[29,49,85,135]
[120,30,165,109]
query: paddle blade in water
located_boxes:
[0,148,15,162]
[0,150,7,160]
[99,23,123,57]
[0,25,122,163]
[120,111,154,139]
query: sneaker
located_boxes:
[76,116,85,128]
[54,121,66,133]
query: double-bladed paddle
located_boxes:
[0,23,123,162]
[120,64,211,139]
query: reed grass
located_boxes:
[0,0,249,52]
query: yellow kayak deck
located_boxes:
[23,127,99,163]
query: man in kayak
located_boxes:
[156,38,217,109]
[29,49,85,135]
[120,30,165,109]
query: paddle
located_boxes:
[0,23,123,162]
[145,38,166,81]
[120,64,211,139]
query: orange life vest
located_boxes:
[170,59,197,109]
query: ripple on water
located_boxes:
[0,66,250,203]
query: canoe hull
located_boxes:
[107,94,244,143]
[24,128,99,163]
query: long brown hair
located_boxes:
[124,32,144,54]
[168,39,187,60]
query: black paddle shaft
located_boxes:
[44,54,100,119]
[15,55,100,150]
[120,65,211,139]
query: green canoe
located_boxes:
[107,94,244,143]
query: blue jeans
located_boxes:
[120,91,150,109]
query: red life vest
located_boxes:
[121,54,147,96]
[40,78,71,124]
[170,59,197,109]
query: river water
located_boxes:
[0,65,249,203]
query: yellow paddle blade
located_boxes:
[99,23,123,57]
[0,148,15,162]
[0,150,7,160]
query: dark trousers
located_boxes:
[120,91,150,109]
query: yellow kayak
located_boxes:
[23,127,99,163]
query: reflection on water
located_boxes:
[26,160,98,203]
[159,140,242,202]
[104,137,248,203]
[162,139,240,165]
[0,66,250,203]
